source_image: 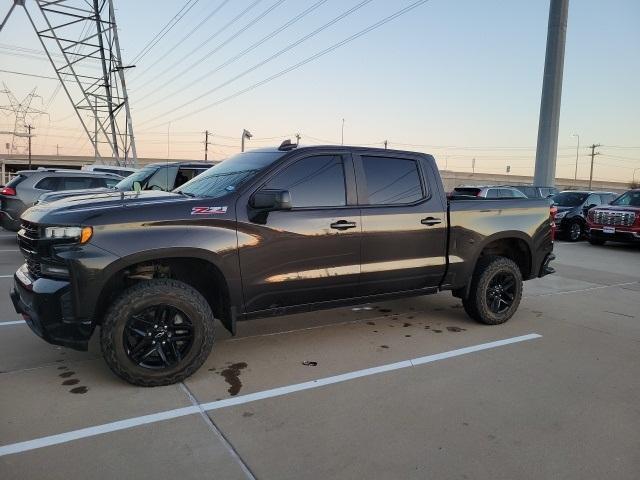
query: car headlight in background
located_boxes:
[554,211,567,220]
[44,226,93,244]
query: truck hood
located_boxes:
[21,190,193,225]
[37,187,113,204]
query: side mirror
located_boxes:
[583,203,596,213]
[250,189,292,211]
[133,181,142,193]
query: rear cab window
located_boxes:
[34,177,59,191]
[360,155,425,205]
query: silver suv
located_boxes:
[0,169,122,231]
[452,186,529,199]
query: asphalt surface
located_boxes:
[0,232,638,479]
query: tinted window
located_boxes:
[611,190,640,207]
[585,194,600,207]
[552,192,588,207]
[177,152,284,198]
[514,186,537,198]
[599,193,614,204]
[499,189,515,198]
[362,156,423,205]
[6,174,27,188]
[147,166,177,191]
[485,189,499,199]
[174,168,205,189]
[105,177,120,188]
[453,187,480,196]
[264,155,346,208]
[60,177,97,190]
[35,177,59,190]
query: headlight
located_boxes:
[44,226,93,243]
[554,211,567,220]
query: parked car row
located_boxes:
[0,161,213,231]
[449,183,639,246]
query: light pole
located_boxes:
[341,118,345,145]
[241,129,252,152]
[633,167,640,184]
[571,133,579,185]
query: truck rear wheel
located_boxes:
[462,256,522,325]
[100,279,215,387]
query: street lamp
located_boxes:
[241,129,252,152]
[571,133,579,185]
[633,167,640,184]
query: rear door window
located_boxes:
[485,189,500,199]
[498,188,515,198]
[60,177,98,190]
[264,155,346,208]
[34,177,59,191]
[361,156,424,205]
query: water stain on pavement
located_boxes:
[220,362,248,396]
[57,366,67,370]
[378,308,392,313]
[433,329,443,333]
[62,379,79,386]
[59,371,75,378]
[70,386,88,394]
[242,412,254,418]
[379,345,390,349]
[366,321,376,326]
[402,322,412,327]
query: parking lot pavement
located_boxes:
[0,240,639,479]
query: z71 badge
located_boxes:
[191,206,228,215]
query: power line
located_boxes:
[136,0,380,128]
[129,0,200,65]
[130,0,231,81]
[131,0,263,90]
[134,0,290,106]
[134,0,329,111]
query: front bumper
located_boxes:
[11,264,92,350]
[588,227,640,244]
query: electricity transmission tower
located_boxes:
[1,0,137,166]
[0,83,46,155]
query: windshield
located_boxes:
[176,151,284,198]
[611,190,640,207]
[115,166,157,190]
[552,192,588,207]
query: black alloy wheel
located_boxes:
[124,305,194,369]
[568,221,582,241]
[485,272,516,314]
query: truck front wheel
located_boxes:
[462,256,523,325]
[100,279,215,386]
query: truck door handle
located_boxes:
[330,220,357,230]
[421,217,442,226]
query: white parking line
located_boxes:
[0,275,14,278]
[0,320,25,326]
[0,249,19,252]
[0,333,541,457]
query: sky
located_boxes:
[0,0,639,183]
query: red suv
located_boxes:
[587,189,640,245]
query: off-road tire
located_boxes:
[100,279,215,387]
[462,255,523,325]
[588,237,606,246]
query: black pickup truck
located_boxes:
[12,145,555,386]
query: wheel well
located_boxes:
[477,238,532,279]
[94,257,231,329]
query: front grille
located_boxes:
[18,221,42,278]
[592,210,636,227]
